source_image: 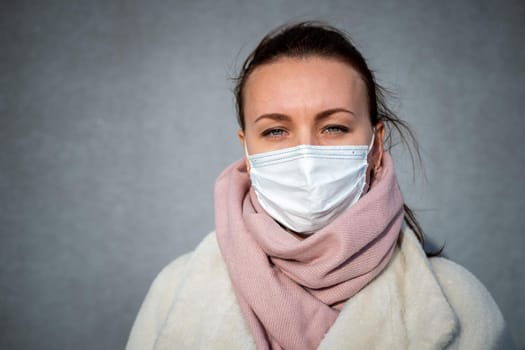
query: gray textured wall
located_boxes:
[1,1,523,349]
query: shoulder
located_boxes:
[126,252,190,349]
[429,256,515,349]
[143,232,225,311]
[127,232,254,350]
[430,257,496,314]
[126,232,223,349]
[155,232,221,280]
[147,232,219,294]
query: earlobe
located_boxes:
[237,129,246,147]
[237,129,251,172]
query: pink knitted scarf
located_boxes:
[215,153,404,350]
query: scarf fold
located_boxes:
[215,153,404,350]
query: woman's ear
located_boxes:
[372,122,385,172]
[238,129,250,172]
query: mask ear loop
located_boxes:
[370,127,383,175]
[363,127,377,195]
[368,128,376,151]
[243,140,252,173]
[243,140,250,157]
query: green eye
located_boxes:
[323,125,349,134]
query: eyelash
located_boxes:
[322,125,349,134]
[261,128,288,138]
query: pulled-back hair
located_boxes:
[233,21,439,255]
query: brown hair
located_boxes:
[233,21,440,255]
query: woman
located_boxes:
[127,22,513,350]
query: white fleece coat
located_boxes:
[126,228,514,349]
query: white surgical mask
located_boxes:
[246,132,375,234]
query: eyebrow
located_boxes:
[254,108,356,124]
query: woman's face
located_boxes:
[238,56,384,174]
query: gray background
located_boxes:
[1,0,524,349]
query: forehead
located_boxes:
[243,57,368,116]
